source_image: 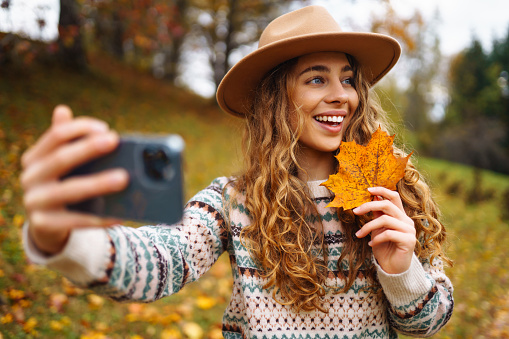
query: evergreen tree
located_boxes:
[432,29,509,174]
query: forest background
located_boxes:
[1,0,509,338]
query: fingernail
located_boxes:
[367,187,375,192]
[355,230,361,237]
[352,207,360,213]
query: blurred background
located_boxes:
[1,0,509,338]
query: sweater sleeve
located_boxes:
[22,222,113,285]
[375,253,454,337]
[23,177,230,303]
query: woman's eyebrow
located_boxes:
[299,65,329,76]
[298,64,353,76]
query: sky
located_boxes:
[316,0,509,56]
[1,0,508,98]
[0,0,59,42]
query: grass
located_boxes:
[1,52,509,338]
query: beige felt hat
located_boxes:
[216,5,401,117]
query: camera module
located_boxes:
[142,146,174,181]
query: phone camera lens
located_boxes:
[143,147,172,181]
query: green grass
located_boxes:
[414,157,509,338]
[1,53,509,338]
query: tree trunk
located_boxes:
[164,0,188,82]
[212,0,238,89]
[58,0,87,70]
[111,11,124,59]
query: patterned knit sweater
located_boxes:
[24,177,454,338]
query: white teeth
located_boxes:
[315,115,344,123]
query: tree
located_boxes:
[491,25,509,72]
[430,30,509,174]
[490,24,509,129]
[82,0,190,82]
[446,39,492,123]
[185,0,298,89]
[369,1,443,152]
[58,0,87,70]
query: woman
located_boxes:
[21,6,453,338]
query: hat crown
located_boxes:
[259,6,342,48]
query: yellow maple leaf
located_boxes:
[182,322,204,339]
[196,295,216,310]
[87,294,105,310]
[321,127,411,210]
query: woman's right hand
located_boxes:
[21,105,129,255]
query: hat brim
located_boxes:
[216,32,401,117]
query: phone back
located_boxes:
[67,135,184,225]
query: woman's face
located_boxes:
[291,52,359,155]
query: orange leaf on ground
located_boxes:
[196,295,216,310]
[49,293,69,312]
[321,127,411,210]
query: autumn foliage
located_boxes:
[321,127,411,210]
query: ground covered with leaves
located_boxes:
[1,55,509,338]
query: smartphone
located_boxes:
[65,134,185,225]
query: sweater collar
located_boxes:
[307,179,333,199]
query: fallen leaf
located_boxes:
[23,317,37,333]
[8,289,25,300]
[159,312,182,326]
[321,127,411,210]
[87,294,105,310]
[11,304,25,323]
[49,293,69,312]
[182,322,203,339]
[11,273,27,283]
[128,303,145,315]
[195,295,216,310]
[208,327,224,339]
[62,277,84,296]
[94,321,109,332]
[0,313,13,324]
[12,214,25,228]
[160,328,182,339]
[49,319,64,331]
[81,331,108,339]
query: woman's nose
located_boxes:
[324,80,348,104]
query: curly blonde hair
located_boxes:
[229,54,451,313]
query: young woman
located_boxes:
[21,6,453,338]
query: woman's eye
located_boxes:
[308,77,324,85]
[342,77,354,86]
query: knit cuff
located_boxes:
[23,222,112,286]
[375,253,433,308]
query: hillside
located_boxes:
[1,54,509,338]
[1,52,244,194]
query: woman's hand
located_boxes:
[352,187,416,274]
[20,105,129,255]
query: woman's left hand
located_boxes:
[353,187,416,274]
